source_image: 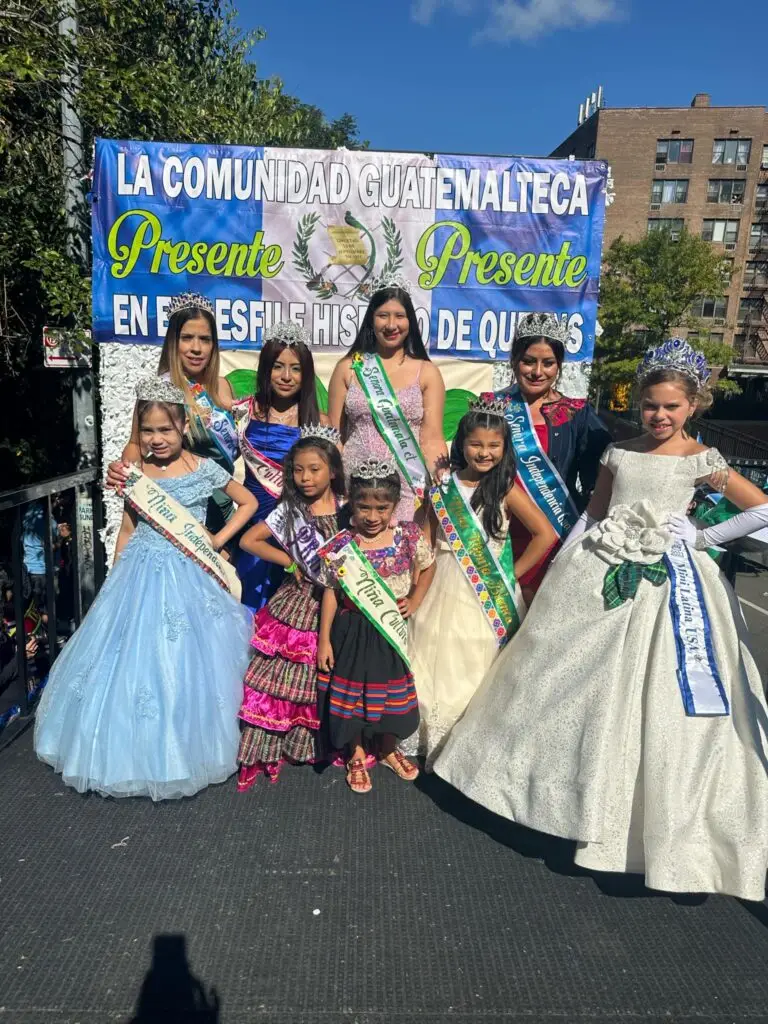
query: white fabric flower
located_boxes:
[590,502,671,566]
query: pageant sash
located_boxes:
[161,374,238,470]
[431,475,520,646]
[266,503,328,586]
[503,387,577,538]
[352,353,428,502]
[233,398,284,499]
[663,539,728,716]
[318,529,411,667]
[122,467,241,599]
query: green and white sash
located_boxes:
[351,352,428,503]
[122,466,241,600]
[318,529,411,667]
[431,474,520,646]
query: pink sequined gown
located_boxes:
[343,370,424,522]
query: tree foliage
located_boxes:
[0,0,362,483]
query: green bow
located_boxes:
[603,559,668,610]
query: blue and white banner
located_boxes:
[92,140,608,361]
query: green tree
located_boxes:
[0,0,362,484]
[595,228,737,394]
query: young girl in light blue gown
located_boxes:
[34,378,257,801]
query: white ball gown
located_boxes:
[34,459,253,800]
[434,446,768,901]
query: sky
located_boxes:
[235,0,767,157]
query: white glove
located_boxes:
[560,510,596,552]
[665,513,700,547]
[667,502,768,550]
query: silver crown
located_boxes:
[167,292,214,318]
[636,337,711,387]
[135,376,186,405]
[263,320,311,347]
[350,457,397,481]
[300,424,341,445]
[516,312,570,346]
[370,269,412,295]
[469,392,510,417]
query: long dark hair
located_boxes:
[280,437,345,528]
[255,339,320,426]
[452,411,516,540]
[349,287,429,360]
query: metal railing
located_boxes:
[0,469,105,747]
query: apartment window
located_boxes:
[656,138,693,164]
[651,179,688,204]
[738,297,763,322]
[744,261,768,287]
[756,183,768,207]
[687,332,724,344]
[647,218,684,238]
[701,219,740,244]
[693,296,728,319]
[707,179,746,204]
[750,223,768,251]
[712,138,752,165]
[762,144,768,169]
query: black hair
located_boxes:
[256,339,320,426]
[510,333,565,372]
[452,411,517,540]
[349,287,429,360]
[348,467,402,510]
[280,436,345,528]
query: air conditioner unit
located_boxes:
[737,163,748,170]
[725,243,737,251]
[670,232,681,241]
[713,318,725,325]
[650,203,661,210]
[655,163,666,171]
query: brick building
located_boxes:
[551,94,768,372]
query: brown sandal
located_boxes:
[345,758,372,794]
[379,750,419,782]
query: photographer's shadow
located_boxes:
[131,934,219,1024]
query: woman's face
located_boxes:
[514,340,560,399]
[177,317,214,377]
[372,300,409,353]
[270,348,303,400]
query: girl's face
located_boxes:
[178,317,214,377]
[353,489,397,537]
[463,426,505,475]
[372,300,409,353]
[514,340,560,399]
[293,447,332,500]
[139,405,185,461]
[271,348,302,400]
[640,382,697,441]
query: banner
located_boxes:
[92,139,608,362]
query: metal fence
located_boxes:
[0,469,105,748]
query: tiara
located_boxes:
[516,312,570,346]
[350,457,397,481]
[135,376,186,405]
[369,269,412,295]
[299,424,341,445]
[167,292,214,318]
[636,338,711,388]
[263,320,310,347]
[469,392,510,417]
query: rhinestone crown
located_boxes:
[516,312,570,346]
[299,424,341,445]
[263,320,311,347]
[469,392,511,417]
[167,292,214,318]
[636,338,711,387]
[350,457,397,481]
[135,376,186,405]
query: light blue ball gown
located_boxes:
[34,459,253,800]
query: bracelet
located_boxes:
[284,561,298,574]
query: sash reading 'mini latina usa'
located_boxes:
[352,353,428,503]
[122,467,241,599]
[318,530,411,668]
[266,503,328,586]
[663,538,728,717]
[233,398,284,499]
[503,387,577,538]
[430,475,520,646]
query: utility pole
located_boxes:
[59,0,97,608]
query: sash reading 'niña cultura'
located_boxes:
[266,503,329,586]
[352,353,428,503]
[233,397,284,499]
[123,467,241,599]
[318,530,411,667]
[503,387,577,538]
[431,475,520,646]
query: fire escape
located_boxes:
[736,159,768,364]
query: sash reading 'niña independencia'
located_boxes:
[503,387,577,538]
[352,353,428,502]
[123,467,241,599]
[318,530,411,668]
[431,475,521,646]
[266,503,329,586]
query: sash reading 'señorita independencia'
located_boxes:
[266,503,329,586]
[233,397,284,499]
[431,475,520,646]
[352,353,428,502]
[503,386,577,538]
[123,467,241,599]
[318,529,411,667]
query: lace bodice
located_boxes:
[602,445,728,516]
[132,460,230,550]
